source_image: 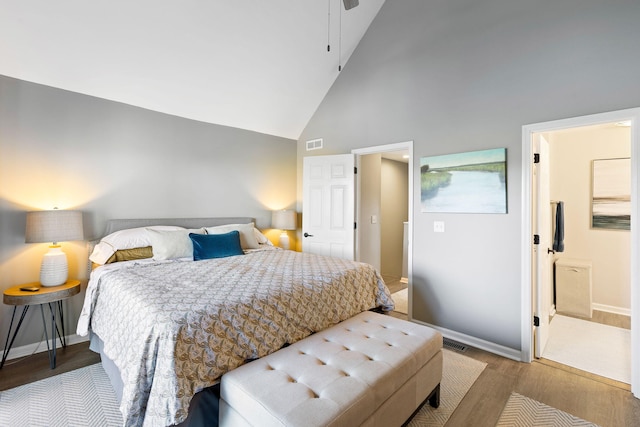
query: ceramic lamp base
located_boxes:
[40,245,68,287]
[278,231,290,250]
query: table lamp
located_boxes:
[271,210,297,250]
[25,209,84,287]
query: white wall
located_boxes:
[0,75,297,350]
[549,124,631,312]
[298,0,640,352]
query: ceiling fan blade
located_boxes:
[343,0,359,10]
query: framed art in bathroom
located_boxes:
[591,157,631,230]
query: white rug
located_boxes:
[496,393,600,426]
[0,349,485,427]
[0,363,122,426]
[543,314,631,384]
[392,288,408,314]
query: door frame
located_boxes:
[352,141,413,314]
[532,134,553,358]
[520,108,640,398]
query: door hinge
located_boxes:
[354,166,357,174]
[533,316,540,327]
[533,153,540,164]
[354,222,357,230]
[533,234,540,245]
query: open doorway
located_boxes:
[537,122,631,384]
[521,108,640,398]
[353,141,413,315]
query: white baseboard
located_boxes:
[409,317,522,362]
[1,334,90,363]
[592,303,631,317]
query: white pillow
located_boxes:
[254,227,269,244]
[147,228,206,260]
[205,223,260,249]
[89,225,185,265]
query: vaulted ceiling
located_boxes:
[0,0,385,140]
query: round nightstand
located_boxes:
[1,279,81,369]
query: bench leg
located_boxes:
[427,383,440,408]
[402,383,441,426]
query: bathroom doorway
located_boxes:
[521,107,640,398]
[537,122,631,385]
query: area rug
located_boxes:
[409,349,486,426]
[0,349,485,427]
[496,392,600,426]
[0,363,122,426]
[543,314,630,384]
[392,288,408,314]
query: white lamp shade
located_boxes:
[271,210,297,231]
[25,210,84,244]
[25,210,83,287]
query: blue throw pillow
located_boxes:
[189,231,244,260]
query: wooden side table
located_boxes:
[2,279,81,369]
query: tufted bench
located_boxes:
[219,311,443,427]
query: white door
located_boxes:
[302,154,355,259]
[533,134,553,358]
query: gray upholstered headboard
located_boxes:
[102,217,256,238]
[86,216,257,284]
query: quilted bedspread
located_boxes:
[77,249,394,427]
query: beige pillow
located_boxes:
[205,223,260,249]
[105,246,153,264]
[147,228,206,260]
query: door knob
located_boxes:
[304,232,314,238]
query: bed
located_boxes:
[76,217,394,427]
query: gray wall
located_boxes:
[298,0,640,351]
[0,75,296,351]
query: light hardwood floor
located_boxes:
[567,309,631,330]
[382,275,638,426]
[383,274,407,294]
[1,312,638,426]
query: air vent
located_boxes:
[443,338,467,352]
[306,138,323,151]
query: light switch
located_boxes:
[371,215,378,224]
[434,221,445,233]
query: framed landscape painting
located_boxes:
[420,148,507,213]
[592,158,630,230]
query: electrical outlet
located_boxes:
[434,221,445,233]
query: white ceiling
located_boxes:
[0,0,385,140]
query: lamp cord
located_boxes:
[338,1,342,71]
[327,0,331,52]
[327,0,344,72]
[2,330,45,367]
